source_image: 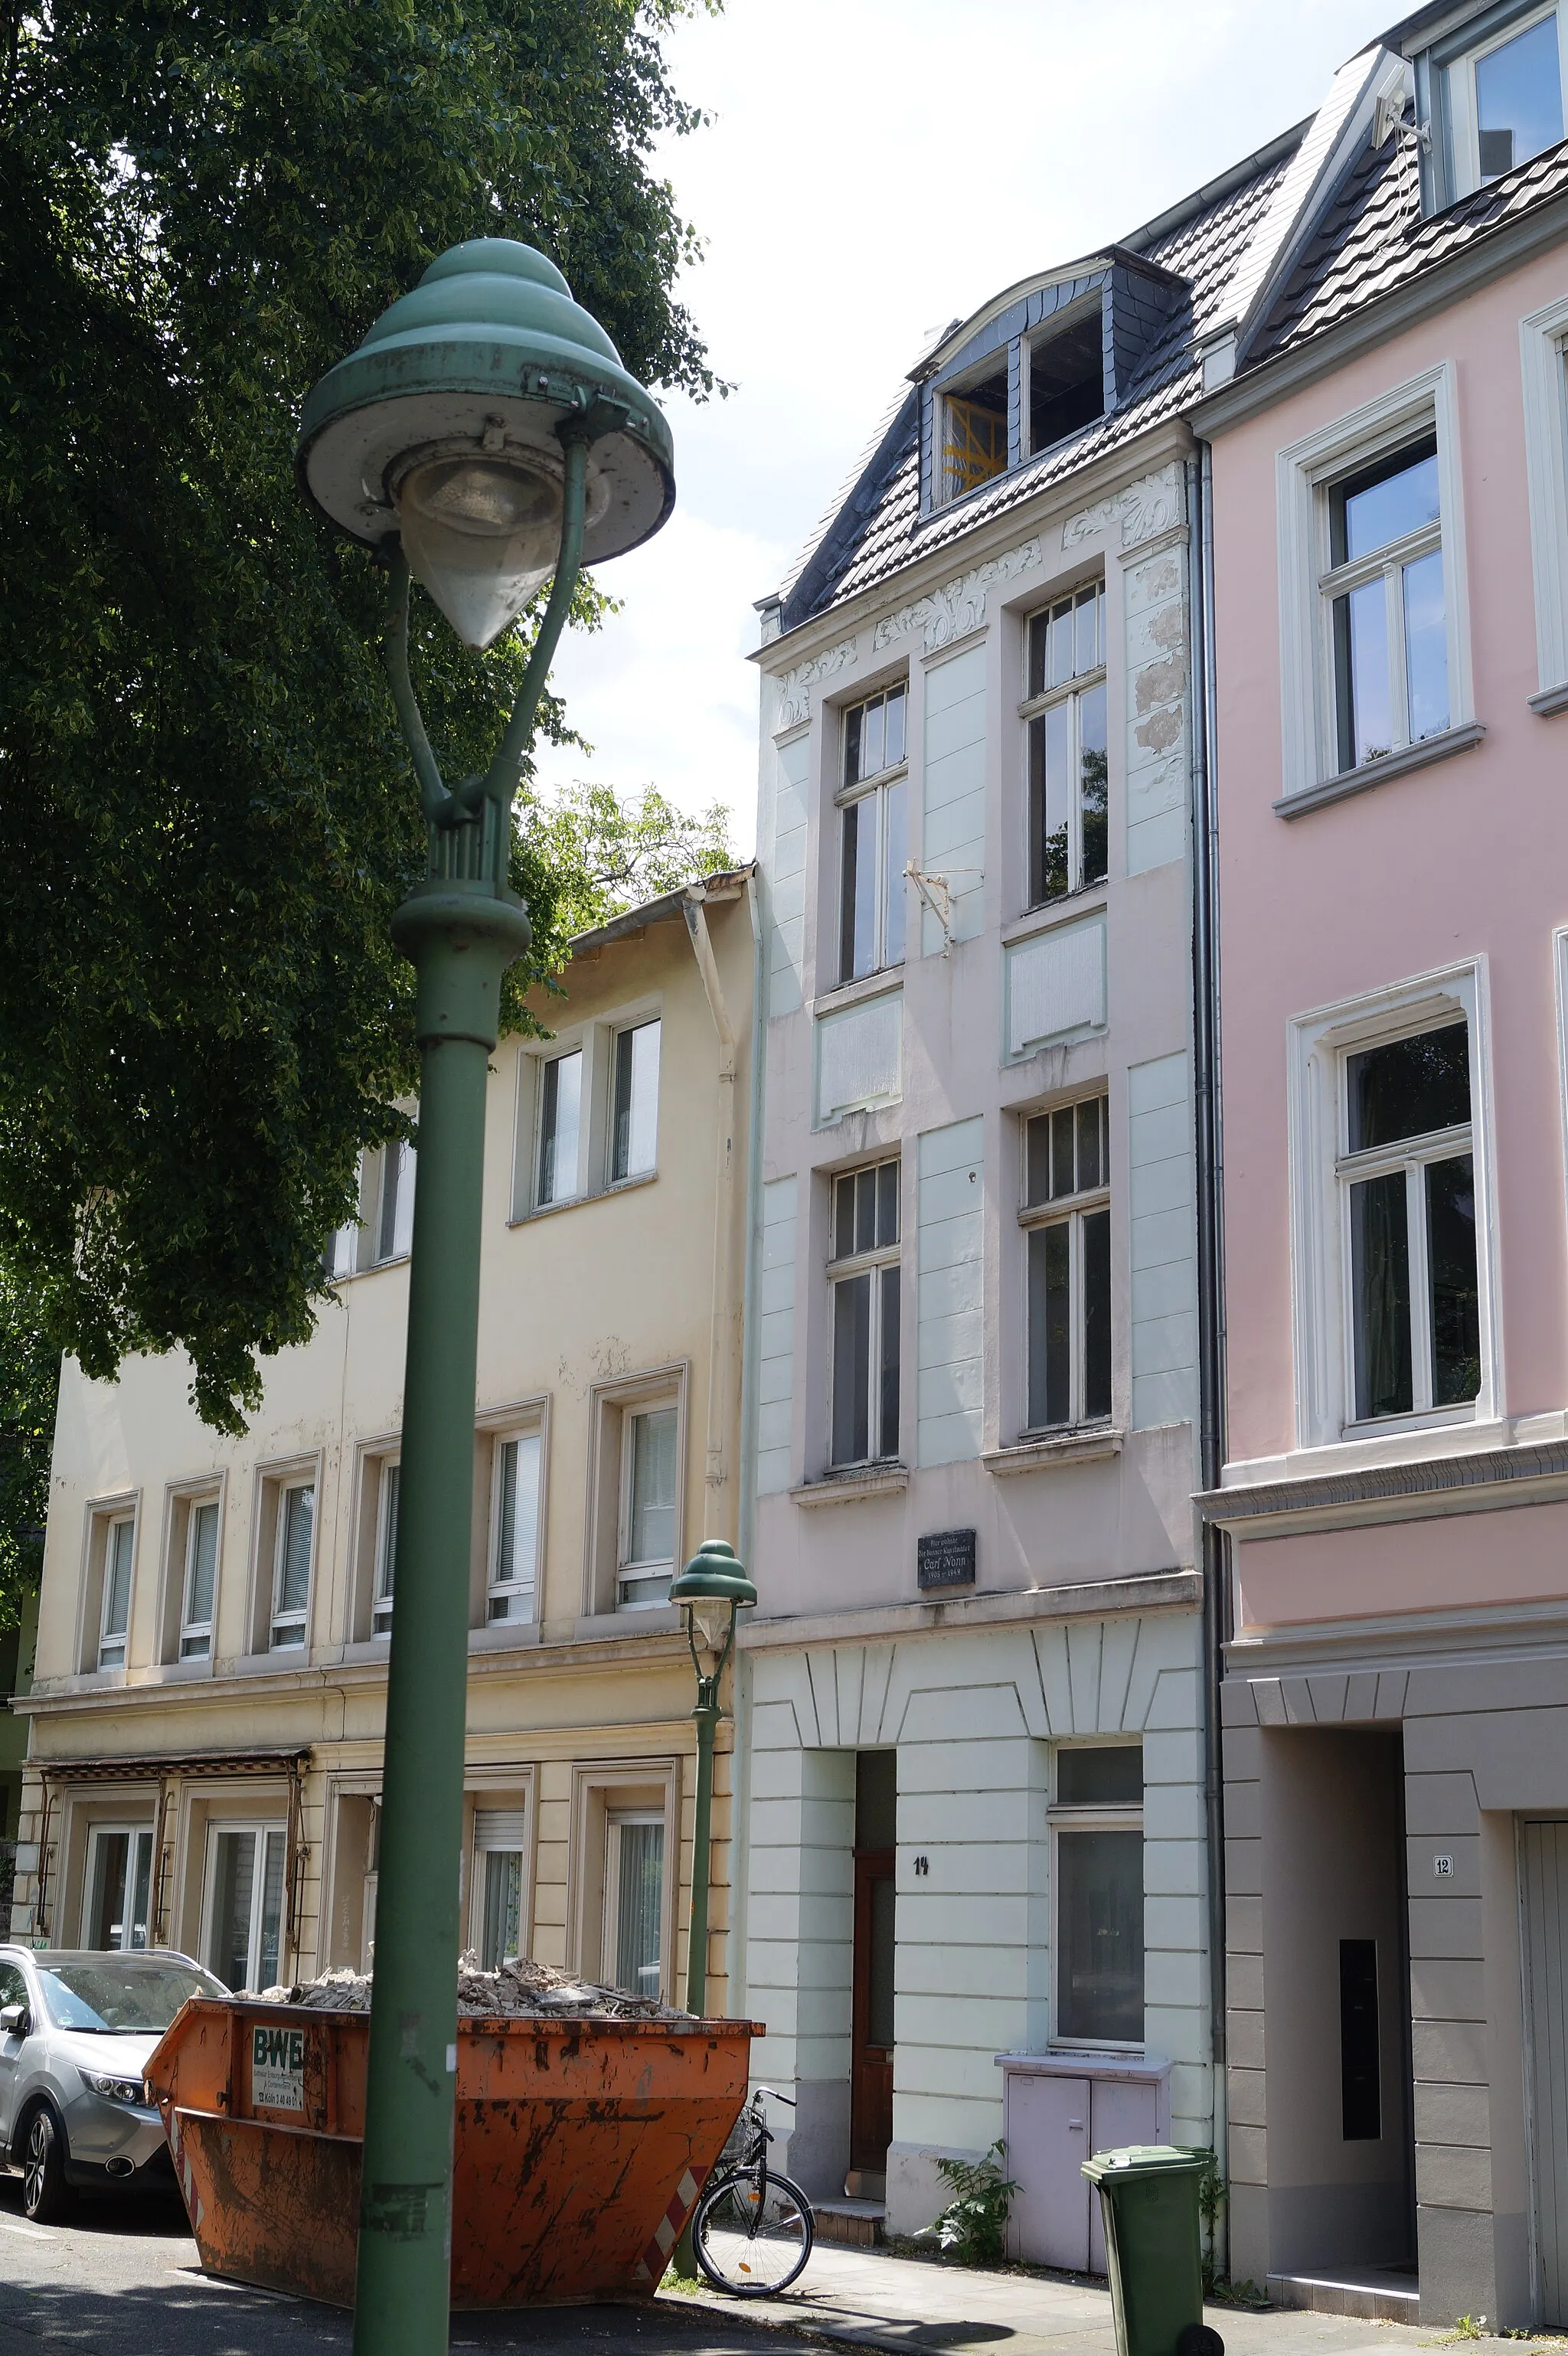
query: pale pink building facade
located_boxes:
[1194,3,1568,2328]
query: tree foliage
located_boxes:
[531,782,737,940]
[0,1271,54,1631]
[0,0,720,1435]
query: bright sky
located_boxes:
[529,0,1390,850]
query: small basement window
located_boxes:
[941,368,1008,504]
[1030,308,1106,457]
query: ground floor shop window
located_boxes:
[83,1825,154,1952]
[204,1824,286,1992]
[1051,1743,1144,2045]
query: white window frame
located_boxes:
[1287,959,1501,1450]
[1020,584,1109,909]
[178,1493,222,1662]
[82,1823,156,1952]
[1276,365,1473,804]
[369,1137,416,1266]
[1521,292,1568,709]
[487,1427,543,1625]
[469,1797,531,1968]
[1445,1,1567,198]
[200,1818,289,1992]
[1020,1094,1112,1435]
[603,1809,668,2000]
[616,1402,681,1610]
[96,1511,137,1671]
[1048,1742,1145,2054]
[835,686,909,986]
[609,1015,662,1184]
[827,1159,902,1470]
[371,1458,400,1639]
[534,1045,586,1208]
[269,1476,317,1651]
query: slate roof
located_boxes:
[776,80,1568,639]
[776,145,1298,631]
[1249,127,1568,363]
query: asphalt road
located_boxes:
[0,2175,805,2356]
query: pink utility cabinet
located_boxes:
[995,2051,1172,2271]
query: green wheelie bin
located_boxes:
[1081,2145,1224,2356]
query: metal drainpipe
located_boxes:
[682,887,740,1550]
[727,872,767,2023]
[1187,444,1230,2270]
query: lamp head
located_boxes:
[670,1540,757,1655]
[296,239,674,648]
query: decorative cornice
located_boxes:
[872,538,1041,655]
[740,1567,1201,1651]
[773,638,857,732]
[1200,1436,1568,1541]
[1062,463,1184,553]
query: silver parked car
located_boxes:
[0,1946,227,2220]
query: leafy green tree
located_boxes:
[531,781,738,939]
[0,1275,55,1631]
[0,0,721,1436]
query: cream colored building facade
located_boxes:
[9,871,755,2015]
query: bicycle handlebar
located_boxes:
[752,2085,796,2108]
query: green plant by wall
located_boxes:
[918,2142,1021,2268]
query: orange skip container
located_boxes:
[143,1999,758,2309]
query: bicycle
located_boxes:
[691,2085,815,2296]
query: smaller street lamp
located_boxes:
[668,1540,757,2018]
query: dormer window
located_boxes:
[1028,307,1106,457]
[1419,2,1566,204]
[940,369,1008,503]
[919,253,1185,518]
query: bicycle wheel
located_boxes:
[692,2165,814,2295]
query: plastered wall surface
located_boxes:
[15,895,753,2010]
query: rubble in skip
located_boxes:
[256,1952,697,2022]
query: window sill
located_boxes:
[984,1427,1123,1475]
[570,1605,681,1642]
[1001,891,1108,949]
[792,1462,910,1507]
[469,1619,542,1653]
[509,1169,657,1227]
[144,1655,216,1684]
[1530,681,1568,717]
[812,969,905,1019]
[1273,722,1485,819]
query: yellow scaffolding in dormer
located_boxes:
[942,395,1008,500]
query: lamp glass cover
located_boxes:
[396,455,563,649]
[686,1597,732,1656]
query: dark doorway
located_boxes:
[850,1751,896,2184]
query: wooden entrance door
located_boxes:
[851,1847,894,2171]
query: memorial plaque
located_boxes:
[917,1528,976,1590]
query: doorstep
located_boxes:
[815,2198,885,2248]
[1266,2267,1419,2322]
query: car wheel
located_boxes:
[20,2105,71,2224]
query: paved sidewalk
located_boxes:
[662,2241,1528,2356]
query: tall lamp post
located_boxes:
[668,1540,758,2017]
[296,240,673,2356]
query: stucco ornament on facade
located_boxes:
[1062,465,1184,554]
[872,538,1042,655]
[773,639,858,732]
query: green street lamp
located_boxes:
[668,1541,758,2018]
[297,239,672,2356]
